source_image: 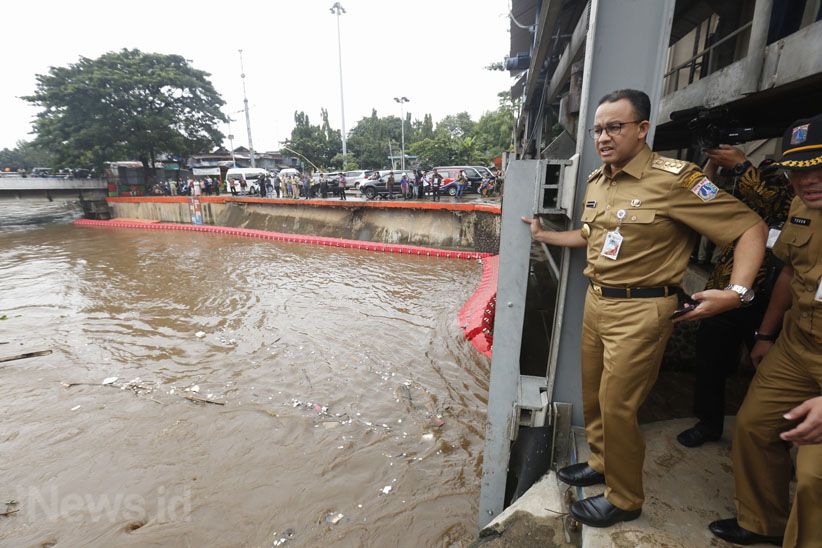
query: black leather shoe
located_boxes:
[676,424,722,448]
[557,462,605,487]
[570,494,641,528]
[709,518,783,545]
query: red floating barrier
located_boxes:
[70,219,486,263]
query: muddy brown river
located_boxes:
[0,201,489,547]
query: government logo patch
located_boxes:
[790,124,809,145]
[691,177,719,202]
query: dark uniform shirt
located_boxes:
[580,145,762,287]
[707,165,794,291]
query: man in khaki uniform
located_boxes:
[710,114,822,547]
[523,89,767,528]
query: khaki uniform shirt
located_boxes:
[580,145,762,287]
[772,197,821,343]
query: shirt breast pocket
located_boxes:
[619,209,656,225]
[781,227,813,266]
[782,227,812,247]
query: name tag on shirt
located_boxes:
[766,228,781,249]
[601,231,623,260]
[791,216,811,226]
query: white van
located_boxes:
[226,167,268,194]
[277,168,299,178]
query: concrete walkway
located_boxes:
[480,418,780,547]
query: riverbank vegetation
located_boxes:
[6,49,514,173]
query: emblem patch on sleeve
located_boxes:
[691,177,719,202]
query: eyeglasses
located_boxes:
[588,121,641,139]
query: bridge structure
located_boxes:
[0,176,108,201]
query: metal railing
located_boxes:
[664,21,753,91]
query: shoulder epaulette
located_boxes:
[651,157,687,175]
[587,167,602,181]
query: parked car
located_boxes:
[226,167,269,194]
[31,167,52,177]
[344,170,374,188]
[427,166,484,195]
[358,170,423,199]
[473,166,495,178]
[310,172,343,196]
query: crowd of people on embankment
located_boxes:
[147,168,504,202]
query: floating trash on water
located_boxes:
[101,376,118,385]
[430,416,445,428]
[380,485,392,495]
[422,433,434,441]
[190,385,200,393]
[70,405,81,411]
[272,527,295,546]
[195,331,206,338]
[324,512,344,525]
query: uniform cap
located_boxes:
[777,113,822,171]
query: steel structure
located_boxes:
[480,0,822,529]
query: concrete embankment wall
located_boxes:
[106,197,501,253]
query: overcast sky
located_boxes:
[1,0,514,153]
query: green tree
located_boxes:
[473,108,514,161]
[0,140,55,170]
[330,152,358,170]
[347,110,404,169]
[436,112,476,139]
[23,49,227,171]
[409,132,459,168]
[284,109,342,170]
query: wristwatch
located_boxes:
[732,160,752,176]
[725,284,755,303]
[754,331,778,342]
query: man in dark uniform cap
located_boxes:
[710,113,822,547]
[523,89,767,528]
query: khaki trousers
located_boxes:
[580,286,677,511]
[733,323,822,546]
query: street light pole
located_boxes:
[330,2,348,163]
[393,96,409,172]
[238,49,256,168]
[225,108,246,167]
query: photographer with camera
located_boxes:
[677,145,793,448]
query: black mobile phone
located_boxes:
[671,297,700,319]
